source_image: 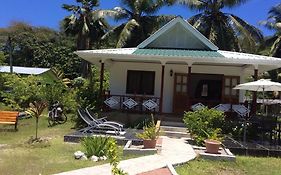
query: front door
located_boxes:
[173,73,188,113]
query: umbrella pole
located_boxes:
[263,87,265,115]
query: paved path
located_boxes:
[55,136,196,175]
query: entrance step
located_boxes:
[161,121,185,127]
[160,125,190,138]
[161,126,187,133]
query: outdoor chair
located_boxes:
[85,107,124,128]
[77,109,125,135]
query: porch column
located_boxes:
[187,65,192,110]
[251,67,258,115]
[159,62,165,114]
[99,60,105,97]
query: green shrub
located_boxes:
[183,108,225,145]
[136,115,158,140]
[1,74,45,110]
[106,138,127,175]
[81,136,111,158]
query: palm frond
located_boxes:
[92,9,120,21]
[178,0,207,11]
[223,0,248,8]
[271,36,281,57]
[101,24,125,41]
[113,7,132,21]
[116,19,140,48]
[62,4,79,11]
[188,13,203,25]
[229,14,263,43]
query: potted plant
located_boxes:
[136,115,159,149]
[203,128,222,154]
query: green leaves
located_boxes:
[186,0,262,52]
[136,114,158,140]
[107,0,174,47]
[26,101,48,119]
[183,108,225,145]
[81,136,111,157]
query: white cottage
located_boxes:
[75,17,281,115]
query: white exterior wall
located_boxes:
[108,61,247,113]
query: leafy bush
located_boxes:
[81,136,111,158]
[136,115,158,140]
[183,108,225,145]
[1,74,45,110]
[106,138,127,175]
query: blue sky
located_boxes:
[0,0,280,36]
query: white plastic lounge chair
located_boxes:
[77,109,125,135]
[85,107,124,128]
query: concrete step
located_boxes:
[161,130,190,138]
[161,126,187,133]
[161,121,185,127]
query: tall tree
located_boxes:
[261,3,281,57]
[62,0,116,77]
[179,0,263,52]
[103,0,175,48]
[0,22,81,79]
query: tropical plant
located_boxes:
[51,67,71,86]
[103,0,175,48]
[81,136,111,157]
[1,74,45,110]
[26,101,48,140]
[106,138,128,175]
[179,0,263,52]
[62,0,116,77]
[183,107,225,145]
[136,115,158,140]
[261,3,281,57]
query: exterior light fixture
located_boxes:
[170,69,173,77]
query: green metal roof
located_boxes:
[132,49,224,58]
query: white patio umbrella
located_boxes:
[233,79,281,92]
[233,79,281,143]
[233,79,281,114]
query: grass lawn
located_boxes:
[176,156,281,175]
[0,115,135,175]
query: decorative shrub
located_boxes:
[183,107,225,145]
[81,136,111,158]
[106,138,128,175]
[136,115,158,140]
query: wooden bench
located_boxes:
[0,111,19,131]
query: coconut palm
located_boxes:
[62,0,116,77]
[179,0,263,52]
[261,3,281,57]
[103,0,175,48]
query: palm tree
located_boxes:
[261,3,281,57]
[103,0,175,48]
[62,0,116,77]
[179,0,263,52]
[260,3,281,83]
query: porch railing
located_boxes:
[102,93,161,114]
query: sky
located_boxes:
[0,0,280,36]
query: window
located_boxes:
[223,76,239,103]
[126,70,155,95]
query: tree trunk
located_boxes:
[77,33,91,78]
[35,117,39,140]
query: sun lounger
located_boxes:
[77,109,125,135]
[85,107,124,128]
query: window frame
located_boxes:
[126,70,155,95]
